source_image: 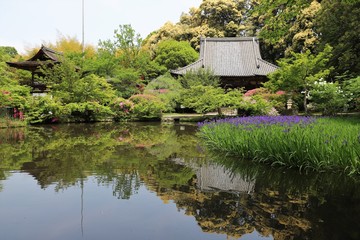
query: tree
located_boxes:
[343,77,360,111]
[25,34,96,70]
[154,40,198,70]
[249,0,317,62]
[316,0,360,78]
[286,1,321,55]
[180,85,226,113]
[0,47,30,109]
[0,46,18,57]
[309,80,347,115]
[144,73,183,112]
[265,45,333,113]
[40,58,115,104]
[143,0,249,52]
[198,0,247,36]
[129,94,165,120]
[96,24,163,88]
[99,24,142,69]
[179,68,220,89]
[108,67,142,98]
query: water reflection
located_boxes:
[0,123,360,240]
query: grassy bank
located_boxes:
[198,116,360,175]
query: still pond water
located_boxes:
[0,123,360,240]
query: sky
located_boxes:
[0,0,202,54]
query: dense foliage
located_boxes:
[154,40,198,70]
[1,0,359,124]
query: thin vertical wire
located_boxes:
[82,0,85,54]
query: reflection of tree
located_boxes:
[143,155,360,240]
[21,125,119,190]
[1,123,360,239]
[96,168,141,200]
[0,128,31,171]
[0,128,31,192]
[0,123,201,199]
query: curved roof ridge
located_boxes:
[170,59,203,74]
[257,58,279,69]
[201,37,258,42]
[28,45,62,62]
[41,45,63,55]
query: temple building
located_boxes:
[170,37,278,90]
[6,45,62,94]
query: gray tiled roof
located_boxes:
[171,37,278,77]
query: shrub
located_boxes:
[129,94,165,120]
[144,74,183,112]
[109,68,143,98]
[180,85,225,114]
[237,95,274,116]
[244,88,287,114]
[110,97,134,121]
[180,68,220,89]
[26,96,64,124]
[344,76,360,111]
[62,102,113,122]
[309,80,347,115]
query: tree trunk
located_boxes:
[303,89,308,115]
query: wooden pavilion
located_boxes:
[170,37,278,90]
[6,45,62,93]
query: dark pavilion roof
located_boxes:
[170,37,278,77]
[6,45,62,71]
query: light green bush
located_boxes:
[129,94,165,120]
[144,74,183,112]
[309,80,347,115]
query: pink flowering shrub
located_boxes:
[243,88,287,113]
[110,97,134,121]
[244,89,258,96]
[13,108,24,120]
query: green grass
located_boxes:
[198,116,360,175]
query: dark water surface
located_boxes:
[0,123,359,240]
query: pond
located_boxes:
[0,123,360,240]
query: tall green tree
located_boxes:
[98,24,142,68]
[97,24,164,83]
[316,0,360,78]
[112,24,143,68]
[265,45,333,113]
[0,47,30,109]
[154,40,198,70]
[39,58,115,104]
[249,0,317,62]
[143,0,250,52]
[198,0,247,36]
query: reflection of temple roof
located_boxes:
[196,164,255,194]
[171,158,255,194]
